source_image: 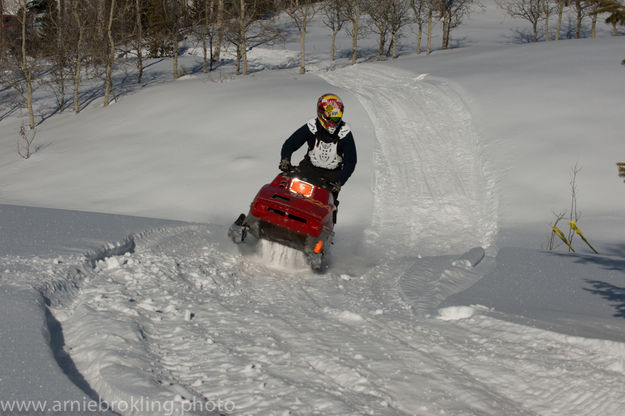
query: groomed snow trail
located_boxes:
[45,64,625,415]
[321,64,497,257]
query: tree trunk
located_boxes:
[213,0,224,64]
[351,0,360,64]
[239,0,247,75]
[72,2,83,114]
[136,0,143,83]
[202,33,208,73]
[173,33,179,78]
[575,1,582,39]
[442,12,450,49]
[427,9,432,55]
[416,20,423,54]
[202,0,209,73]
[392,30,398,59]
[591,7,597,38]
[104,0,116,106]
[20,7,35,129]
[0,0,5,62]
[330,30,338,61]
[236,44,241,75]
[56,0,66,111]
[543,0,550,41]
[556,0,563,40]
[299,28,306,74]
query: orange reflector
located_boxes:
[313,240,324,254]
[290,178,314,198]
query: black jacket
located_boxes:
[280,118,357,185]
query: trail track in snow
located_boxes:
[48,65,625,415]
[321,65,497,257]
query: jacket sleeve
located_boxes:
[337,133,357,185]
[281,124,311,161]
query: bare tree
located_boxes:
[555,0,567,40]
[69,0,86,114]
[135,0,144,82]
[365,0,391,57]
[426,2,434,53]
[496,0,545,42]
[365,0,412,59]
[343,0,362,64]
[42,0,71,111]
[213,0,224,64]
[282,0,322,74]
[387,0,412,58]
[190,0,216,73]
[226,0,280,76]
[4,1,37,128]
[542,0,554,40]
[145,0,191,78]
[234,0,250,75]
[573,0,592,38]
[104,0,116,106]
[410,0,428,54]
[320,0,348,61]
[1,0,5,62]
[439,0,476,49]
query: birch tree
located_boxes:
[104,0,116,106]
[227,0,280,76]
[387,0,412,58]
[213,0,224,64]
[365,0,391,57]
[4,1,37,128]
[496,0,544,42]
[343,0,362,64]
[135,0,144,82]
[439,0,475,49]
[555,0,567,40]
[320,0,347,61]
[69,0,86,113]
[282,0,321,74]
[410,0,428,54]
[573,0,592,38]
[1,0,5,62]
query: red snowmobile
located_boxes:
[228,166,336,270]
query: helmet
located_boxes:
[317,93,344,132]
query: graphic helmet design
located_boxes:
[317,94,344,132]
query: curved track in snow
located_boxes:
[48,65,625,416]
[321,64,497,257]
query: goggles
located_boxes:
[321,114,341,125]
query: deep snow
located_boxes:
[1,1,625,415]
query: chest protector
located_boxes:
[306,118,351,170]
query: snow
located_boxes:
[1,1,625,414]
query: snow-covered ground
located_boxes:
[1,1,625,415]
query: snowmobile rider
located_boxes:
[279,93,357,223]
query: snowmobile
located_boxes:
[228,165,336,270]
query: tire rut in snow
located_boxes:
[320,65,497,257]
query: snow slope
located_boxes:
[1,1,625,415]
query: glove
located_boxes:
[279,158,292,172]
[329,181,342,193]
